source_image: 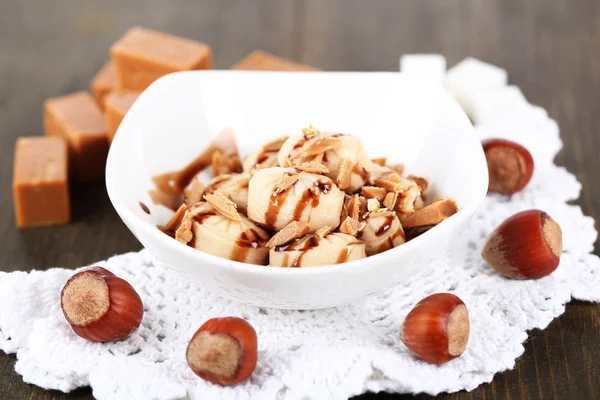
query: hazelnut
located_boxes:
[60,267,144,342]
[186,317,258,386]
[401,293,470,365]
[482,138,534,195]
[482,209,562,279]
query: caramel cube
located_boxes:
[44,91,109,182]
[111,27,213,91]
[232,50,318,71]
[91,61,117,109]
[104,91,140,144]
[13,137,70,227]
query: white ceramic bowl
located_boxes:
[106,71,488,310]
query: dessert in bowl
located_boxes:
[106,71,488,309]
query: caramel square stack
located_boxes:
[44,91,109,182]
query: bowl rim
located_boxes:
[106,70,488,276]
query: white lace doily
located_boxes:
[1,103,599,400]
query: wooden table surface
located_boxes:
[1,0,599,399]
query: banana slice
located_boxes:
[182,202,271,264]
[269,232,366,267]
[243,150,280,174]
[205,173,251,214]
[247,167,345,231]
[277,131,373,192]
[360,209,406,256]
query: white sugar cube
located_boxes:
[400,54,447,86]
[445,57,508,118]
[471,85,528,124]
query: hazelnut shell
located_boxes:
[482,138,534,195]
[401,293,470,365]
[60,267,144,342]
[482,209,562,279]
[186,317,258,386]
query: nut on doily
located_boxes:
[186,317,258,386]
[482,209,562,279]
[482,138,534,195]
[401,293,470,365]
[60,267,144,342]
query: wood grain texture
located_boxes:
[1,0,599,399]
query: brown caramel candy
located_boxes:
[111,27,213,91]
[44,92,109,182]
[232,50,318,71]
[104,91,140,144]
[91,61,117,109]
[13,137,70,227]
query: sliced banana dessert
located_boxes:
[267,223,366,267]
[175,192,271,265]
[204,173,251,214]
[277,126,374,192]
[247,167,345,232]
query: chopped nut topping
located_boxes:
[371,157,387,166]
[161,203,187,232]
[262,136,289,152]
[367,198,380,212]
[339,217,362,236]
[389,164,405,175]
[383,191,398,210]
[297,161,329,174]
[312,152,324,164]
[211,151,242,177]
[175,217,193,244]
[185,178,206,206]
[401,199,458,228]
[336,158,354,190]
[294,136,342,159]
[369,208,395,218]
[204,191,241,222]
[348,194,365,220]
[283,156,295,168]
[315,225,333,238]
[384,172,402,183]
[302,124,320,139]
[374,177,403,192]
[266,221,310,248]
[361,186,387,202]
[408,175,429,192]
[174,204,213,244]
[273,172,299,194]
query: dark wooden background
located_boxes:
[1,0,599,399]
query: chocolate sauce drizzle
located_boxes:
[231,229,266,262]
[275,234,361,267]
[139,201,151,215]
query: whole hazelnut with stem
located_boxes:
[60,267,144,342]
